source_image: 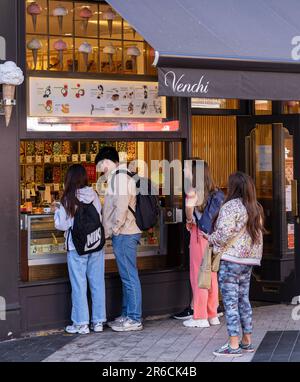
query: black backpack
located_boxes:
[68,201,105,256]
[114,169,160,231]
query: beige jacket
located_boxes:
[102,164,141,238]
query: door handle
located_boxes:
[291,179,298,217]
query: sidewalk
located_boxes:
[1,304,300,362]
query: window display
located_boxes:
[26,0,156,75]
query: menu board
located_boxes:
[29,77,166,119]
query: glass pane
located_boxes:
[250,124,273,252]
[49,1,73,36]
[99,3,122,40]
[191,98,239,109]
[74,2,98,38]
[255,100,272,115]
[283,101,300,114]
[284,129,295,250]
[75,38,99,72]
[26,35,48,71]
[26,0,48,35]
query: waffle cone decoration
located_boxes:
[27,2,42,32]
[3,84,16,127]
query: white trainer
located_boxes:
[65,324,90,334]
[209,317,221,326]
[90,322,104,332]
[183,318,210,328]
[107,315,127,328]
[110,317,143,332]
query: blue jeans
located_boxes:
[218,260,253,337]
[67,249,106,325]
[112,233,142,322]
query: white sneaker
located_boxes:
[65,324,90,334]
[209,317,221,326]
[107,315,127,328]
[183,318,210,328]
[90,322,104,332]
[110,317,143,332]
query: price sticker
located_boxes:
[60,155,68,163]
[53,155,60,163]
[53,183,60,192]
[90,154,96,162]
[44,155,51,163]
[35,155,42,164]
[80,154,87,162]
[72,154,79,162]
[26,156,33,164]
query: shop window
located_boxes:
[283,101,300,114]
[191,98,239,109]
[20,140,183,281]
[254,100,272,115]
[26,0,156,76]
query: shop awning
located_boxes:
[106,0,300,100]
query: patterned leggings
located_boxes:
[218,260,253,337]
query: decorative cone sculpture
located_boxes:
[79,6,93,35]
[27,39,42,70]
[54,40,67,70]
[0,61,24,127]
[27,2,42,32]
[53,6,68,34]
[126,46,141,73]
[103,43,116,71]
[103,8,116,38]
[79,42,92,72]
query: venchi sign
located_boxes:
[163,70,209,95]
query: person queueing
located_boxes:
[209,172,264,357]
[95,146,143,332]
[184,159,224,328]
[54,164,106,334]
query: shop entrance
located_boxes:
[237,115,300,302]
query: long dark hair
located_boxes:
[61,164,88,217]
[189,158,217,212]
[224,171,265,244]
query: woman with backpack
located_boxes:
[184,159,224,328]
[54,164,106,335]
[209,172,264,357]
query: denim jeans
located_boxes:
[218,260,253,337]
[67,249,106,326]
[112,233,142,322]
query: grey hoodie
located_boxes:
[54,187,102,252]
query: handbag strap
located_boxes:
[220,225,247,254]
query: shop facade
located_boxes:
[1,0,300,340]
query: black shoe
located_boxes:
[217,305,224,317]
[172,307,194,320]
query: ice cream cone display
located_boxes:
[103,8,116,38]
[27,39,42,70]
[54,40,67,70]
[79,6,93,35]
[0,61,24,127]
[27,2,42,32]
[53,6,68,34]
[126,46,141,73]
[103,43,116,71]
[79,42,92,72]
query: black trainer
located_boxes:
[217,305,224,317]
[172,307,194,320]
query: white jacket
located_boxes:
[54,187,102,251]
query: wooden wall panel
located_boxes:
[192,116,237,188]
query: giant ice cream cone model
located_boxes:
[126,46,141,73]
[79,42,92,72]
[27,39,42,70]
[53,6,68,34]
[79,6,93,35]
[103,8,116,38]
[0,61,24,127]
[54,40,67,70]
[103,43,116,71]
[27,2,42,32]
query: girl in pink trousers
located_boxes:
[184,159,224,328]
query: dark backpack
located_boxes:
[114,169,160,231]
[193,189,225,234]
[68,201,105,256]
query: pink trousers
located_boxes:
[189,225,219,320]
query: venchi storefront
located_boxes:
[2,0,300,339]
